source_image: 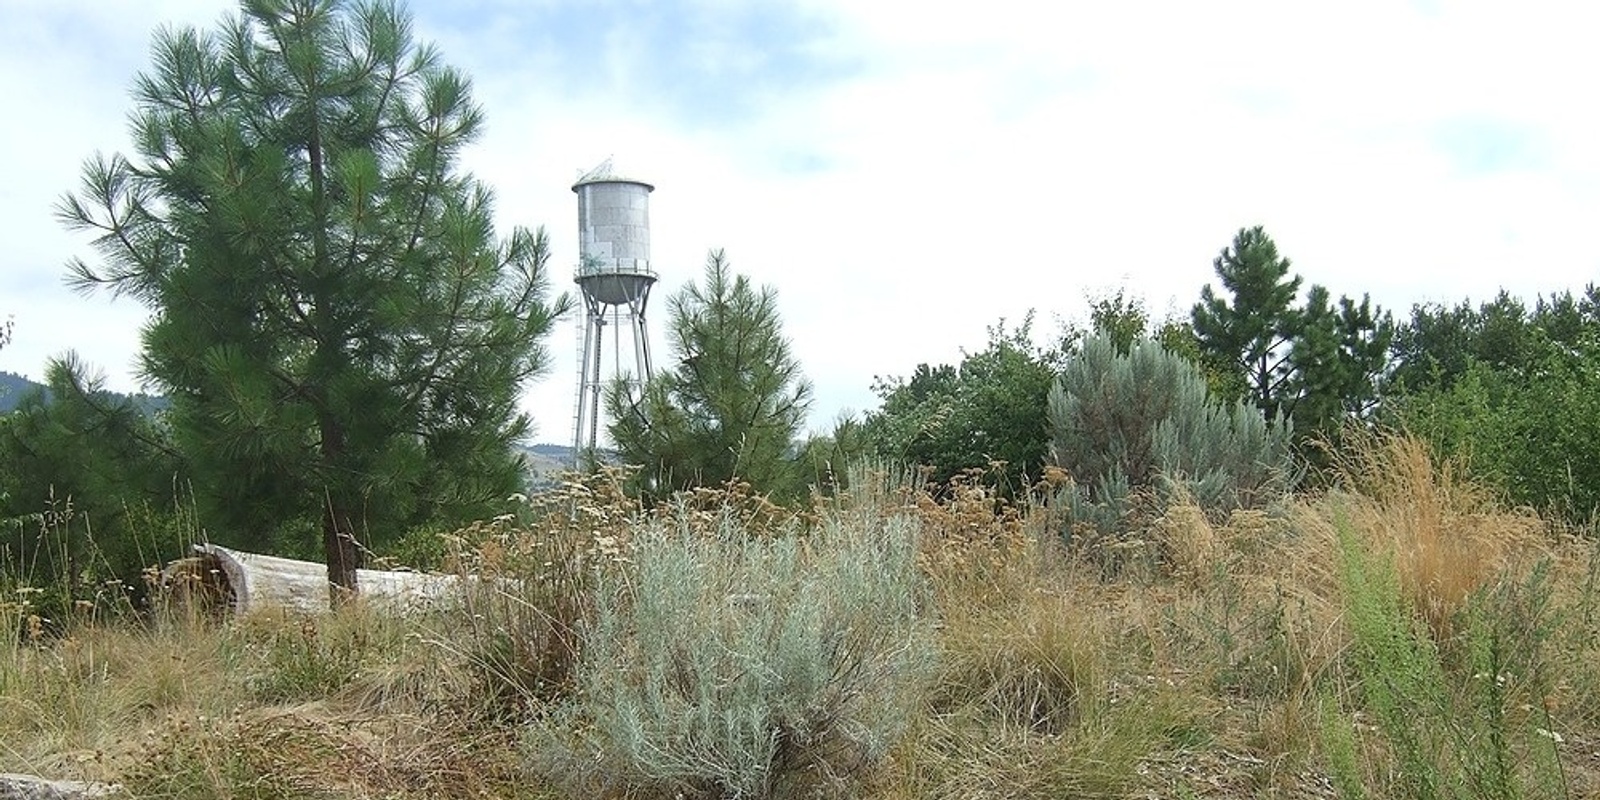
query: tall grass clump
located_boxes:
[1323,429,1545,639]
[902,585,1188,800]
[1316,431,1570,799]
[1048,334,1293,569]
[532,502,934,799]
[0,587,250,786]
[1331,509,1451,797]
[439,467,640,714]
[1546,525,1600,739]
[1329,514,1567,799]
[878,469,1200,799]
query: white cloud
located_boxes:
[3,0,1599,447]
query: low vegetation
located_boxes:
[4,433,1598,799]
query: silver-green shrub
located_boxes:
[534,506,934,799]
[1049,334,1294,544]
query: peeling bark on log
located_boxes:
[0,773,120,800]
[161,543,471,615]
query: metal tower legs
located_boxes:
[571,290,654,467]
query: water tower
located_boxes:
[570,159,657,465]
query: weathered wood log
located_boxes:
[0,773,120,800]
[161,543,470,615]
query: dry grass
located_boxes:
[1314,429,1549,639]
[2,435,1597,798]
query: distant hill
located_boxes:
[517,443,573,486]
[517,443,594,490]
[0,371,168,416]
[514,443,625,491]
[525,442,576,459]
[0,372,49,412]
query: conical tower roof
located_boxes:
[572,157,655,192]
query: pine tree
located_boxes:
[1192,226,1303,414]
[57,0,570,597]
[1290,287,1393,439]
[607,250,811,498]
[0,354,184,593]
[1192,226,1392,443]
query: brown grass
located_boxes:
[1317,428,1549,639]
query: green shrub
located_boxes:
[1048,334,1294,553]
[1330,510,1567,799]
[533,505,934,799]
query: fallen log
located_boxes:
[0,773,120,800]
[161,543,469,615]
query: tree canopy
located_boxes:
[1389,286,1600,522]
[57,0,569,595]
[1191,226,1392,445]
[606,250,811,499]
[863,314,1064,492]
[1389,287,1600,393]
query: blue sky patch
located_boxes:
[422,0,859,131]
[1433,117,1547,175]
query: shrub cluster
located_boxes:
[530,500,934,799]
[1048,334,1294,558]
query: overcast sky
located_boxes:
[4,0,1599,444]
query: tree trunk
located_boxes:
[322,499,360,605]
[319,416,361,603]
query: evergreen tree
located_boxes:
[606,250,811,498]
[57,0,569,596]
[0,354,185,598]
[1192,226,1302,413]
[1389,287,1599,393]
[1191,226,1392,443]
[1289,287,1394,439]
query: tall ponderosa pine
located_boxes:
[1192,226,1393,441]
[58,0,569,596]
[606,251,811,498]
[1192,226,1302,413]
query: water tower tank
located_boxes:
[569,159,660,464]
[573,166,655,305]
